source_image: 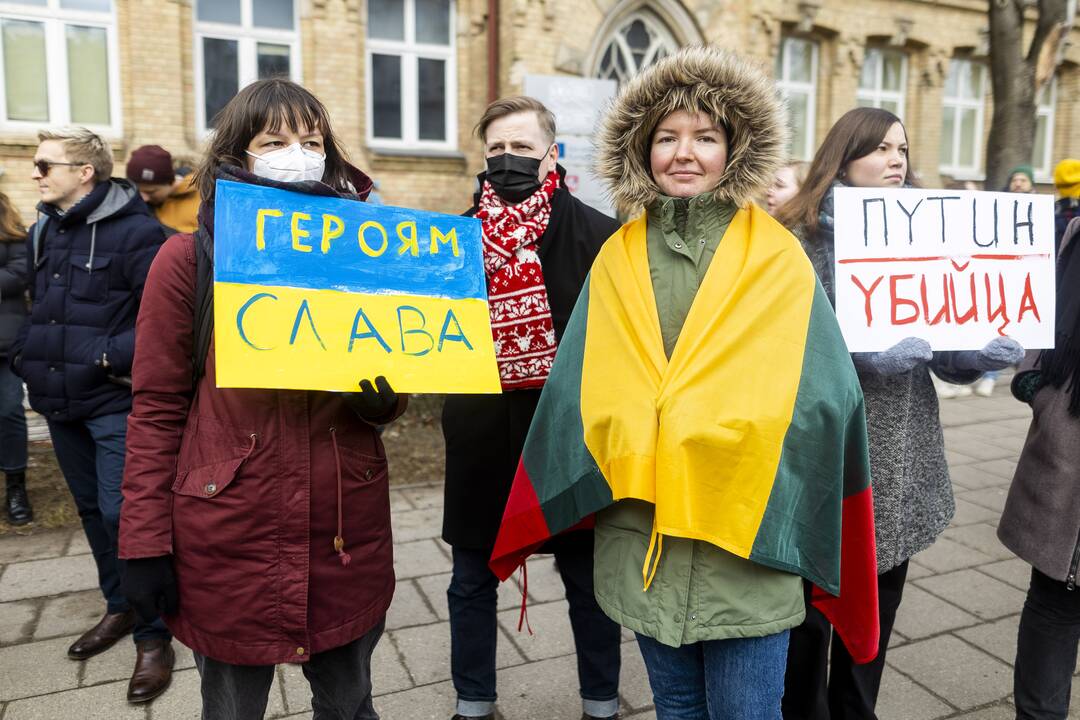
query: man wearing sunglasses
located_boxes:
[10,127,172,704]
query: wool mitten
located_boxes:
[852,337,933,375]
[121,556,178,623]
[342,375,399,423]
[952,337,1026,372]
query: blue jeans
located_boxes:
[447,534,621,718]
[0,363,27,473]
[47,412,169,643]
[636,630,790,720]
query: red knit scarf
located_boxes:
[476,171,560,390]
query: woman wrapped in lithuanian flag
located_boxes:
[488,45,880,718]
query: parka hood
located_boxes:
[595,45,788,214]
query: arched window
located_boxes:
[595,10,678,84]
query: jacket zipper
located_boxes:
[1067,527,1080,591]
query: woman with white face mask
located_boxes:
[118,78,405,720]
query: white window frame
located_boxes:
[194,0,302,135]
[0,0,122,136]
[939,59,987,180]
[856,47,907,119]
[775,36,818,162]
[365,0,457,152]
[1034,77,1057,182]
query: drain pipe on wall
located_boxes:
[487,0,499,103]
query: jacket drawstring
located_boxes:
[242,433,257,461]
[516,562,533,635]
[85,223,97,273]
[329,428,351,567]
[642,520,663,591]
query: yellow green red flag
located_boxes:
[490,205,881,664]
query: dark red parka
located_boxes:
[120,170,402,665]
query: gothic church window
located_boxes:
[595,10,678,85]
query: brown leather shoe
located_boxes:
[66,610,136,660]
[127,637,174,703]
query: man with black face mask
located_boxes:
[440,96,622,720]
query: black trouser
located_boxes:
[1015,568,1080,719]
[782,560,908,720]
[446,532,621,718]
[193,620,383,720]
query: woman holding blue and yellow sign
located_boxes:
[118,78,404,720]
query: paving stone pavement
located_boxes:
[0,384,1075,719]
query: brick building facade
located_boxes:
[0,0,1076,218]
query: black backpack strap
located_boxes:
[192,228,214,382]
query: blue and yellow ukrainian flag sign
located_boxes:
[213,180,500,393]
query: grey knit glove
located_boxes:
[852,337,933,376]
[952,337,1025,372]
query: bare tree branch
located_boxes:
[985,0,1067,188]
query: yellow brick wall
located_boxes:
[0,0,1077,222]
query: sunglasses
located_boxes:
[33,159,85,176]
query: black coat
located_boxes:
[0,237,27,359]
[441,174,620,549]
[1057,198,1080,254]
[10,179,165,421]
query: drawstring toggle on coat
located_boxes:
[329,428,351,567]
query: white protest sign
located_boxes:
[523,74,617,216]
[833,187,1056,351]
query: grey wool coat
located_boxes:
[998,219,1080,585]
[998,354,1080,584]
[799,186,978,572]
[858,368,956,571]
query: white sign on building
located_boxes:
[523,74,617,216]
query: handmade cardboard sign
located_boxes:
[213,180,500,393]
[833,187,1056,352]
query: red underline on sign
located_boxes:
[838,253,1051,264]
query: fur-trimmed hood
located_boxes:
[595,45,787,214]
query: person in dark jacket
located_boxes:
[119,78,405,720]
[441,96,622,720]
[9,127,171,702]
[776,107,1025,719]
[999,215,1080,720]
[0,191,30,525]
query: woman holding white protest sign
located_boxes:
[118,78,405,719]
[777,107,1025,719]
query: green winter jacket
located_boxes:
[592,194,806,648]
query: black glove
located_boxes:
[121,556,178,623]
[341,375,399,422]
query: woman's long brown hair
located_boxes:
[0,191,27,242]
[194,78,354,204]
[776,107,916,237]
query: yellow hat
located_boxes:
[1054,159,1080,198]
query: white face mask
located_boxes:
[246,143,326,183]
